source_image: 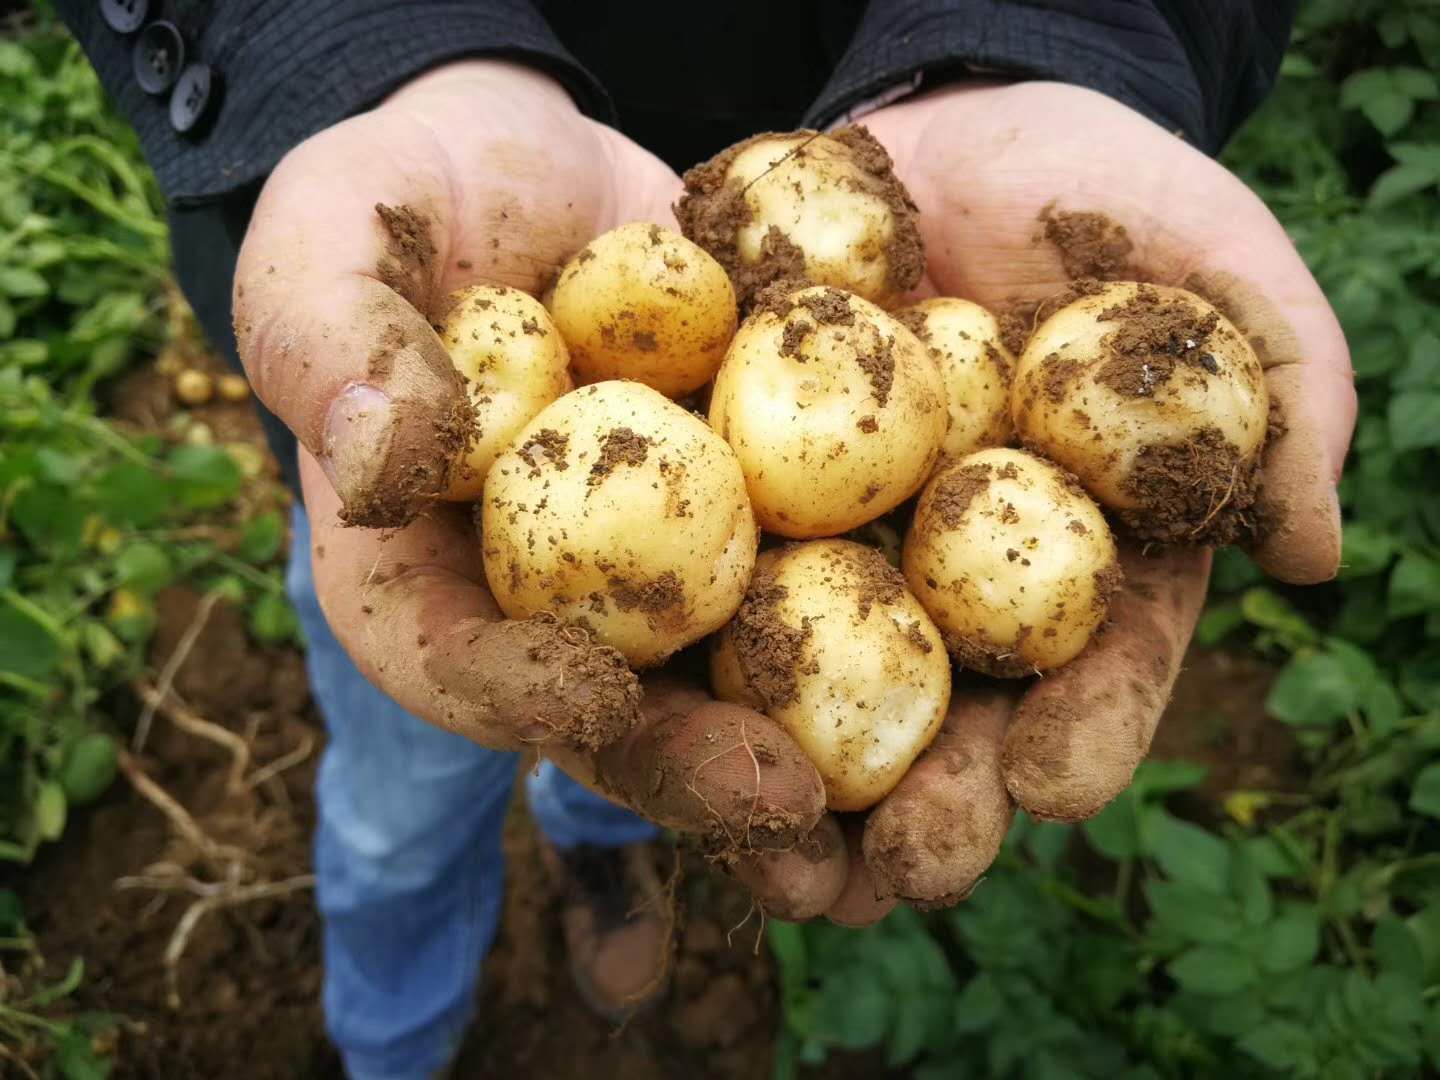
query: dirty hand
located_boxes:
[762,80,1357,925]
[233,62,835,903]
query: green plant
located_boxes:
[772,2,1440,1076]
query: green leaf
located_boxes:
[249,590,300,645]
[1149,812,1231,893]
[1240,588,1318,648]
[0,889,25,936]
[1267,650,1360,727]
[1389,392,1440,451]
[35,780,67,842]
[1339,522,1396,577]
[54,1025,111,1080]
[1240,1019,1316,1073]
[168,445,241,510]
[237,510,285,563]
[92,463,170,527]
[1145,880,1241,944]
[952,972,1003,1034]
[1083,788,1144,859]
[114,540,173,593]
[1389,551,1440,617]
[0,596,61,679]
[1397,332,1440,390]
[1195,601,1246,646]
[1132,760,1209,797]
[1411,763,1440,818]
[1260,908,1320,973]
[59,733,118,806]
[1374,916,1425,982]
[1401,649,1440,711]
[0,265,49,298]
[1168,945,1258,995]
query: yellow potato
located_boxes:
[1012,282,1269,543]
[676,128,923,307]
[481,380,756,667]
[440,284,571,501]
[903,448,1120,676]
[708,285,947,538]
[711,540,950,811]
[546,223,737,398]
[896,297,1014,465]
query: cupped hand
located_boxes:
[777,81,1357,924]
[234,62,843,916]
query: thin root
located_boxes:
[133,589,222,753]
[133,679,250,791]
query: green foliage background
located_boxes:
[773,4,1440,1077]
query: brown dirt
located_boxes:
[848,545,906,620]
[589,427,651,486]
[1121,426,1260,546]
[854,332,895,407]
[1094,285,1221,398]
[727,569,814,711]
[675,126,923,306]
[519,428,571,473]
[375,202,439,316]
[892,307,930,343]
[1035,204,1134,281]
[929,460,993,528]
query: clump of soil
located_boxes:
[675,126,923,306]
[729,571,815,710]
[521,428,571,473]
[1121,426,1260,545]
[1035,204,1133,281]
[945,625,1037,679]
[588,427,651,486]
[931,461,993,528]
[1095,285,1221,398]
[848,545,906,620]
[609,571,686,632]
[374,202,439,315]
[892,307,930,342]
[854,333,895,407]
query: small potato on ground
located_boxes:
[711,539,950,812]
[903,448,1120,676]
[545,222,737,398]
[895,297,1015,466]
[439,284,572,501]
[1011,281,1270,544]
[676,127,923,307]
[481,380,756,668]
[708,285,947,538]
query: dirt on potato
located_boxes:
[675,126,923,305]
[727,571,816,710]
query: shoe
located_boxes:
[539,840,675,1022]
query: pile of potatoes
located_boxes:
[437,129,1272,814]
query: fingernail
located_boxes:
[321,384,393,505]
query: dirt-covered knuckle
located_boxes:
[727,820,847,920]
[603,701,824,852]
[422,613,641,752]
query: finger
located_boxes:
[1001,544,1209,821]
[299,449,640,751]
[825,818,899,928]
[728,817,848,921]
[863,685,1016,908]
[543,674,827,854]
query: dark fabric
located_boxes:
[58,0,1299,498]
[55,0,610,205]
[802,0,1300,154]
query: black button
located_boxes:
[170,63,216,135]
[132,20,184,95]
[99,0,148,33]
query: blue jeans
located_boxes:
[287,508,657,1080]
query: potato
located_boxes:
[545,223,737,398]
[440,284,572,501]
[481,380,756,667]
[1011,281,1269,544]
[711,540,950,811]
[902,448,1120,676]
[896,298,1015,466]
[708,285,947,538]
[676,127,923,307]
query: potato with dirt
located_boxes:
[708,284,947,538]
[896,297,1015,466]
[545,222,737,398]
[439,284,572,500]
[903,448,1120,676]
[710,540,950,812]
[676,127,923,307]
[481,379,757,668]
[1011,282,1270,544]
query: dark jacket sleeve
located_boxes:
[54,0,611,206]
[804,0,1298,154]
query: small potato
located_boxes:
[440,284,572,501]
[481,380,756,668]
[546,223,737,398]
[712,540,950,811]
[708,285,947,538]
[1012,282,1269,544]
[676,128,923,307]
[903,448,1120,676]
[897,298,1015,465]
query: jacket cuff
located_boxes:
[58,0,610,205]
[804,0,1218,151]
